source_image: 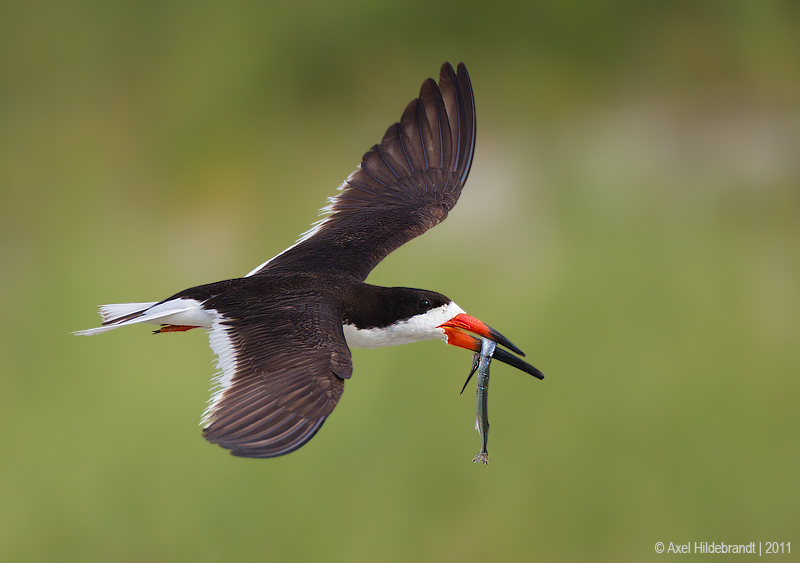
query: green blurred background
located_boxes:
[2,1,799,561]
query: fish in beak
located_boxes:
[438,313,545,381]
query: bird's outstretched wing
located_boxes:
[248,62,476,281]
[200,290,351,458]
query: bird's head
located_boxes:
[349,287,544,379]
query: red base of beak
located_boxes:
[438,314,544,380]
[438,313,525,356]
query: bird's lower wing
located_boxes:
[201,298,351,458]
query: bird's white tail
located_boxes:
[100,302,157,324]
[74,299,214,335]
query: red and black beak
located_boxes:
[438,313,545,380]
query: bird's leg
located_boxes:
[153,325,200,334]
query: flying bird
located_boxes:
[76,62,544,459]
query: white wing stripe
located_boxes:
[201,314,238,428]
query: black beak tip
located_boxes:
[489,329,526,357]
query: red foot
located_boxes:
[154,325,200,333]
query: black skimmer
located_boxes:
[76,62,544,459]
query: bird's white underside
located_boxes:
[342,301,465,348]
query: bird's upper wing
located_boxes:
[200,289,351,458]
[247,62,476,282]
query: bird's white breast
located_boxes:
[342,301,465,349]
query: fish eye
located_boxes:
[419,299,431,311]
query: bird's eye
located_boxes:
[419,299,431,311]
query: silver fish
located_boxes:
[458,332,545,464]
[472,338,496,464]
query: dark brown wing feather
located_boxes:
[251,62,476,281]
[201,292,351,458]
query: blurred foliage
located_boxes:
[1,0,799,561]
